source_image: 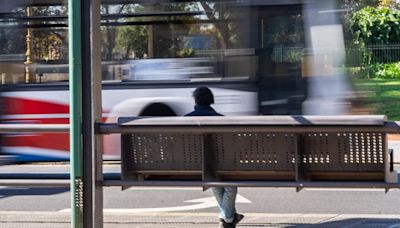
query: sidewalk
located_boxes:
[1,212,400,228]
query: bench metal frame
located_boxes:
[98,116,400,189]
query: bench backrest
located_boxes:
[119,115,397,183]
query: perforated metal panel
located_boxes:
[121,130,389,182]
[123,133,202,171]
[215,133,296,171]
[300,132,385,172]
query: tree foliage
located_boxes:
[347,6,400,65]
[340,0,399,11]
[379,0,400,9]
[30,6,67,61]
[0,27,25,55]
[348,7,400,45]
[106,3,199,60]
[113,24,147,59]
[340,0,380,11]
[0,6,67,61]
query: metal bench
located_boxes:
[111,115,400,189]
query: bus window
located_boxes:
[102,2,259,82]
[0,4,68,84]
[256,6,306,114]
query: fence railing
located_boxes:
[265,44,400,65]
[345,44,400,65]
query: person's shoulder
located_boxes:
[211,109,223,116]
[210,110,223,116]
[185,111,198,116]
[185,108,223,116]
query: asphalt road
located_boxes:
[0,164,400,215]
[1,185,400,214]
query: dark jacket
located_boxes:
[185,105,226,192]
[185,105,223,116]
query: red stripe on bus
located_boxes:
[3,97,69,115]
[5,133,70,152]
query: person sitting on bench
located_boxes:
[185,86,244,228]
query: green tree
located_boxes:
[101,4,132,60]
[347,6,400,66]
[340,0,380,11]
[114,25,147,59]
[199,2,249,49]
[340,0,400,11]
[110,2,199,59]
[349,7,400,45]
[0,6,67,60]
[379,0,400,9]
[0,27,25,55]
[31,6,67,61]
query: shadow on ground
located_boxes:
[0,187,68,199]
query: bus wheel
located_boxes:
[139,103,176,116]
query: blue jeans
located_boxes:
[212,187,237,223]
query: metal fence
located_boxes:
[269,44,400,65]
[346,44,400,65]
[365,44,400,64]
[348,44,400,67]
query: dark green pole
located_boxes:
[68,0,83,227]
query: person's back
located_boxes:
[185,86,244,228]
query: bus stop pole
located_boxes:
[69,0,102,227]
[81,0,103,227]
[82,0,94,226]
[90,0,104,227]
[68,0,84,227]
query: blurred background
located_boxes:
[0,0,400,163]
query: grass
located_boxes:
[352,78,400,121]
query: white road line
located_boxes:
[59,194,251,213]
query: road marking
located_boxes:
[59,194,251,213]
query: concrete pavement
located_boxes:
[1,212,400,228]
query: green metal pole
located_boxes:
[68,0,83,227]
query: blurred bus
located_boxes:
[0,0,350,162]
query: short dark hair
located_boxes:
[193,86,214,106]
